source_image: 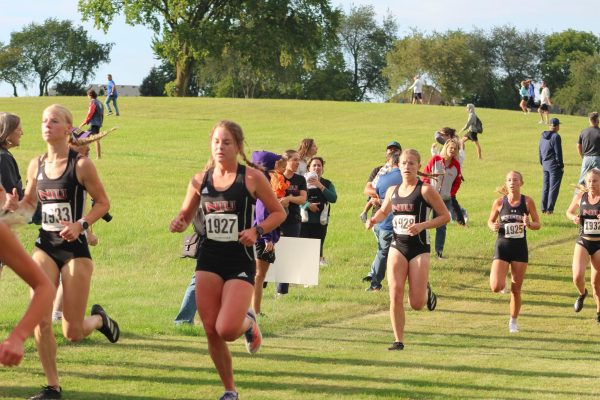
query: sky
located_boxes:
[0,0,598,97]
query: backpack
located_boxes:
[474,116,483,133]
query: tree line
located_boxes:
[1,2,599,114]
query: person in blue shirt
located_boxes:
[539,118,564,214]
[364,151,402,291]
[105,74,120,116]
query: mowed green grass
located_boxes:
[1,96,600,399]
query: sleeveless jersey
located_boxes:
[579,192,600,237]
[36,150,85,234]
[498,195,528,239]
[199,164,256,265]
[390,180,430,245]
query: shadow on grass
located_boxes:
[0,386,197,400]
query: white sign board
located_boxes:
[264,237,320,286]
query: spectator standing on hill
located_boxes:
[577,112,600,185]
[408,75,424,104]
[539,118,564,214]
[300,156,337,267]
[526,79,536,111]
[538,81,552,125]
[459,104,482,160]
[296,138,318,175]
[364,152,401,292]
[361,141,401,283]
[79,89,104,159]
[105,74,119,116]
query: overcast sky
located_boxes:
[0,0,598,97]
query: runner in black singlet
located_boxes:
[170,120,285,400]
[4,104,119,400]
[566,168,600,321]
[488,171,540,334]
[366,149,450,351]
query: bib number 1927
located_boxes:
[205,214,238,242]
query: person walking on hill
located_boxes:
[79,89,104,159]
[539,118,564,214]
[519,81,529,114]
[577,112,600,185]
[566,168,600,322]
[460,104,482,160]
[538,81,552,124]
[104,74,119,116]
[488,171,541,333]
[366,149,449,350]
[408,75,424,104]
[170,120,286,400]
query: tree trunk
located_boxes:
[11,83,18,97]
[38,80,44,96]
[174,45,195,97]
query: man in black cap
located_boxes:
[539,118,563,214]
[360,141,401,285]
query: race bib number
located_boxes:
[41,202,72,232]
[583,219,600,235]
[205,213,238,242]
[504,222,524,239]
[393,215,416,235]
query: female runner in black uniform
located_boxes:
[566,168,600,320]
[5,104,117,400]
[170,120,285,400]
[366,149,450,350]
[488,171,540,333]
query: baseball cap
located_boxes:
[550,118,560,126]
[387,141,401,150]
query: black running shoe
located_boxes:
[574,289,588,313]
[427,282,437,311]
[91,304,120,343]
[388,341,404,351]
[28,385,61,400]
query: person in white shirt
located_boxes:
[538,81,552,124]
[408,75,424,104]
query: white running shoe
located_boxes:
[509,319,519,333]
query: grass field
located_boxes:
[1,96,600,399]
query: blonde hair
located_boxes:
[439,138,459,160]
[401,148,421,164]
[44,104,73,126]
[297,138,316,159]
[496,170,524,195]
[576,168,600,193]
[0,112,20,149]
[204,120,257,171]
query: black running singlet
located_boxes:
[579,192,600,238]
[199,164,256,265]
[390,180,431,245]
[36,150,85,235]
[498,195,528,239]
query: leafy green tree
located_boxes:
[0,44,27,97]
[10,18,111,96]
[383,30,428,100]
[338,5,397,101]
[140,64,175,96]
[540,30,600,92]
[554,53,600,115]
[79,0,338,97]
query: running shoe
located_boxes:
[509,319,519,333]
[435,251,443,259]
[388,341,404,351]
[319,258,328,267]
[52,311,62,323]
[244,309,262,354]
[28,385,62,400]
[219,392,239,400]
[574,289,588,313]
[91,304,120,343]
[427,282,437,311]
[359,212,368,224]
